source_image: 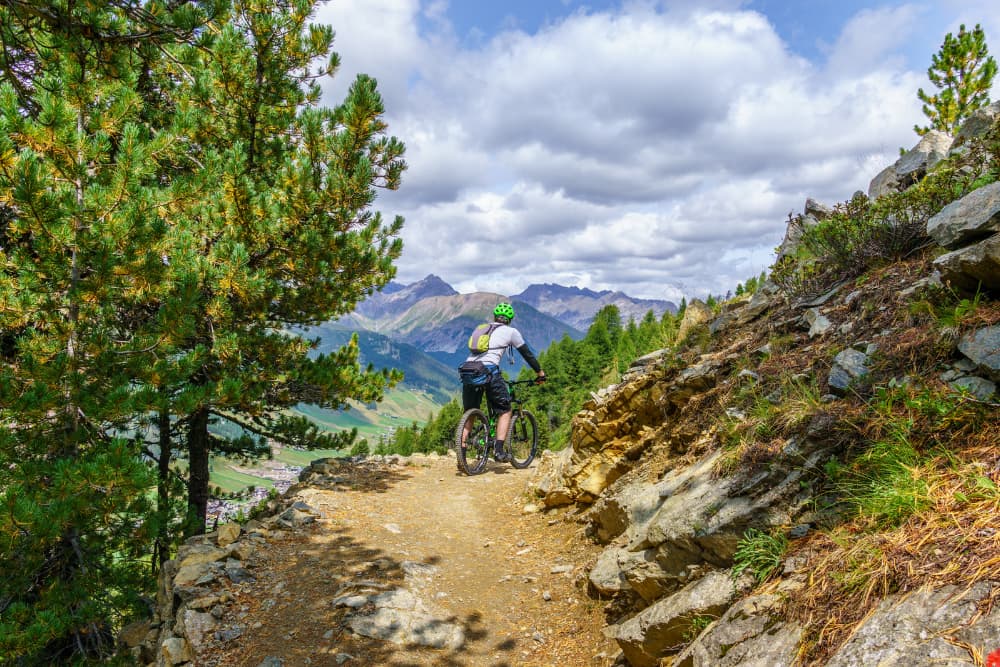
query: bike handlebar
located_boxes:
[506,377,547,387]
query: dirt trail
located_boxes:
[208,455,616,667]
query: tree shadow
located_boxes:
[211,498,522,666]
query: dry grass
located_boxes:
[695,250,1000,664]
[787,433,1000,665]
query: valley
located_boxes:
[209,277,675,498]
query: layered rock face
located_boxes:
[529,114,1000,666]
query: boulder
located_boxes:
[958,326,1000,381]
[933,234,1000,293]
[589,547,632,596]
[179,609,216,650]
[160,637,193,666]
[177,545,230,569]
[868,164,899,200]
[828,348,870,395]
[826,583,1000,667]
[608,570,737,667]
[926,181,1000,249]
[676,300,714,344]
[216,522,241,548]
[673,593,803,667]
[869,131,952,198]
[949,375,997,401]
[588,546,671,602]
[529,447,575,506]
[895,130,952,183]
[802,308,832,337]
[804,198,833,219]
[775,213,820,262]
[952,100,1000,149]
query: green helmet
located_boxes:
[493,302,515,321]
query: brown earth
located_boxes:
[206,455,617,667]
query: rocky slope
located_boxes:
[528,107,1000,666]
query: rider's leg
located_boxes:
[495,410,512,443]
[493,410,512,460]
[460,384,482,448]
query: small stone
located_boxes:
[542,590,552,601]
[217,522,241,548]
[789,524,810,539]
[215,628,243,642]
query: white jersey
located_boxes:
[464,324,525,366]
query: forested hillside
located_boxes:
[382,295,700,455]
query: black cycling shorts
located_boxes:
[462,371,511,413]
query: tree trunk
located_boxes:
[156,405,172,568]
[185,406,211,537]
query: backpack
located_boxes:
[468,322,502,354]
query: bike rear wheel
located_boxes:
[455,408,491,475]
[508,409,538,469]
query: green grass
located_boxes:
[293,386,451,440]
[210,464,276,495]
[205,386,452,493]
[269,446,343,467]
[732,528,788,584]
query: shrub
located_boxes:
[772,119,1000,298]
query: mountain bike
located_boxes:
[455,378,541,475]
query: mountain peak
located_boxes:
[516,283,606,300]
[405,275,458,299]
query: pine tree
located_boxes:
[0,1,220,660]
[915,24,997,136]
[162,0,407,535]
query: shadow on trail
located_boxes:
[217,460,523,667]
[451,463,521,479]
[301,457,418,495]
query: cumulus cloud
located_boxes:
[313,1,997,300]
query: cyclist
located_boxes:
[459,303,545,462]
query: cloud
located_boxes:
[312,1,992,301]
[822,5,922,77]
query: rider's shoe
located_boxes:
[494,448,509,462]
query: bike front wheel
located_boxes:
[455,408,491,475]
[508,409,538,469]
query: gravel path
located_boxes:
[208,455,615,667]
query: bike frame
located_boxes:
[482,378,535,431]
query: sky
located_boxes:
[313,0,1000,302]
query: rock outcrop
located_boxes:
[530,113,1000,666]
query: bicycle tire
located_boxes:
[455,408,490,475]
[507,409,538,469]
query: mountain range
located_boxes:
[296,275,677,433]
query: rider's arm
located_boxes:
[516,343,542,374]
